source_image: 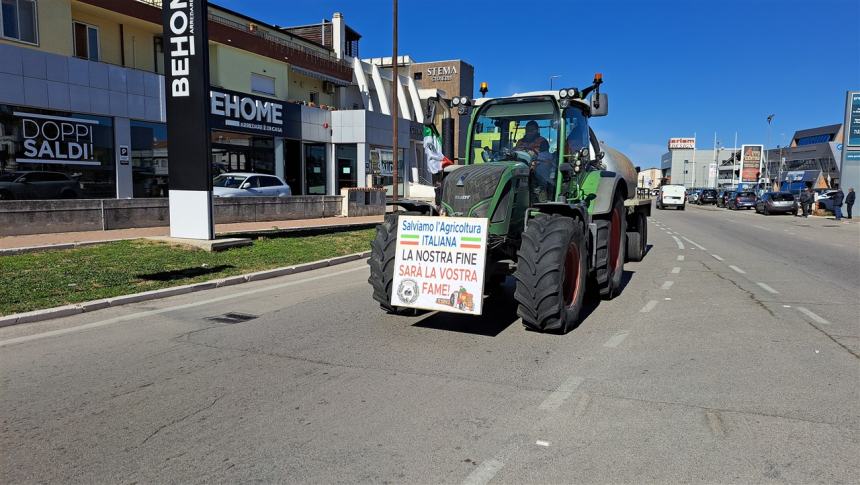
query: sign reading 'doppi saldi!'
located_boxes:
[391,215,488,315]
[16,112,100,166]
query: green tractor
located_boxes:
[368,74,650,333]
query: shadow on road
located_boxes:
[138,264,235,281]
[412,279,520,337]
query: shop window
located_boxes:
[211,131,275,176]
[304,143,326,195]
[309,92,319,105]
[130,120,168,198]
[251,73,276,96]
[413,72,422,81]
[73,21,99,61]
[1,0,37,44]
[0,105,115,199]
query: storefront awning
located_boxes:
[290,66,352,86]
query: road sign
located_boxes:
[391,215,488,315]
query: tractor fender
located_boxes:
[590,171,628,216]
[524,202,589,234]
[388,199,439,215]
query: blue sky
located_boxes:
[218,0,859,167]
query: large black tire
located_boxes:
[594,195,627,299]
[367,211,419,315]
[514,214,586,333]
[626,211,647,262]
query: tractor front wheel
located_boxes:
[368,211,420,315]
[514,214,586,333]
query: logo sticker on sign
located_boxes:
[390,215,488,315]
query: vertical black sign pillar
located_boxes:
[163,0,214,239]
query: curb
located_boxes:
[0,251,371,328]
[0,220,382,256]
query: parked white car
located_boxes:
[212,173,292,198]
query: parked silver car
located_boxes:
[212,173,292,198]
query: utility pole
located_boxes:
[391,0,399,201]
[732,131,738,188]
[766,114,774,189]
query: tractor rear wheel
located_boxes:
[514,214,586,333]
[594,194,627,299]
[626,211,647,262]
[368,211,419,314]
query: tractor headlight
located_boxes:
[559,89,568,98]
[451,97,460,106]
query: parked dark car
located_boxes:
[755,192,797,215]
[727,191,757,210]
[814,189,840,212]
[717,190,734,208]
[0,171,81,200]
[697,189,718,205]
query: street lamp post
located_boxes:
[549,75,561,90]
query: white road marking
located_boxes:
[671,267,681,274]
[797,307,830,325]
[603,332,629,348]
[753,225,772,231]
[461,459,505,485]
[677,255,685,261]
[664,297,672,300]
[538,376,585,410]
[711,254,724,261]
[671,236,685,250]
[783,305,792,308]
[756,282,779,294]
[661,281,674,290]
[640,300,658,313]
[706,411,725,437]
[729,265,746,274]
[682,236,707,250]
[535,440,550,447]
[0,266,368,348]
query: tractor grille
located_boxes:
[442,164,508,216]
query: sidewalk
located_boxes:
[0,215,384,251]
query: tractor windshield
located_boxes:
[471,99,560,202]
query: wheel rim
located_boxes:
[563,243,581,308]
[609,206,621,274]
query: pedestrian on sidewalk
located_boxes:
[799,188,812,217]
[832,185,845,221]
[846,188,855,220]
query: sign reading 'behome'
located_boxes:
[391,215,488,315]
[209,88,285,136]
[162,0,211,192]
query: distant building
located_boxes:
[764,124,842,188]
[637,167,662,188]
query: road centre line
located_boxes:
[756,282,779,294]
[0,266,368,348]
[640,300,658,313]
[461,459,505,485]
[661,281,674,290]
[797,307,830,325]
[671,267,681,274]
[729,265,746,274]
[538,376,585,410]
[603,332,629,348]
[681,236,707,250]
[711,254,724,261]
[671,236,685,250]
[677,255,685,261]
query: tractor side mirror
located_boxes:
[591,93,608,117]
[635,166,641,173]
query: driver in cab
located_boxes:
[515,120,549,155]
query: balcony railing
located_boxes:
[207,12,339,63]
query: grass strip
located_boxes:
[0,229,374,316]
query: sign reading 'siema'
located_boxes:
[162,0,214,239]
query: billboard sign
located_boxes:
[668,138,696,149]
[15,112,100,166]
[848,92,860,147]
[390,215,488,315]
[740,144,763,184]
[162,0,214,239]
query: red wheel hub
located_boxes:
[563,244,581,307]
[609,207,621,274]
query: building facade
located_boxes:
[0,0,432,201]
[661,138,722,188]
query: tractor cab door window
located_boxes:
[563,107,589,162]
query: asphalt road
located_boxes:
[2,204,858,484]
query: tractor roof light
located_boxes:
[559,89,568,98]
[451,97,460,106]
[459,96,471,106]
[594,72,603,83]
[560,98,571,108]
